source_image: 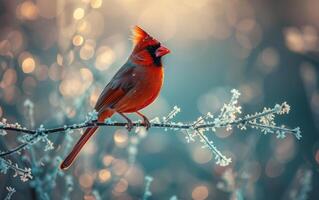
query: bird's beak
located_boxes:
[155,45,170,57]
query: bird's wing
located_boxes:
[94,64,136,112]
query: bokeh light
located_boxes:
[114,129,128,148]
[21,57,36,73]
[72,35,84,46]
[113,178,128,193]
[98,169,112,183]
[0,0,317,199]
[73,8,85,20]
[95,46,115,71]
[192,147,212,164]
[90,0,103,9]
[1,68,17,88]
[80,40,95,60]
[17,1,39,20]
[192,185,209,200]
[79,173,95,189]
[103,155,114,166]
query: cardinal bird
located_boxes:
[60,26,170,170]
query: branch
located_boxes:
[4,186,16,200]
[0,158,32,182]
[0,113,300,136]
[0,121,190,135]
[0,89,302,170]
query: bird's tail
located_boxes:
[60,111,113,170]
[60,126,98,170]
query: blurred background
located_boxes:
[0,0,318,199]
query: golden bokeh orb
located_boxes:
[73,8,85,20]
[72,35,84,46]
[22,57,36,73]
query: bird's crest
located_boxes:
[131,26,157,46]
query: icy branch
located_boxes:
[0,158,32,182]
[0,89,301,168]
[142,176,154,200]
[4,186,16,200]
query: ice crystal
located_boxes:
[4,186,16,200]
[0,158,32,182]
[85,109,99,123]
[142,176,154,200]
[162,106,181,122]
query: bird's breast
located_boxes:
[117,66,164,112]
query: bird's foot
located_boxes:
[136,111,151,130]
[118,112,134,132]
[126,120,133,132]
[142,116,151,130]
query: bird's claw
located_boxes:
[126,120,133,132]
[135,112,151,131]
[143,117,151,130]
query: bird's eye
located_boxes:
[146,44,160,54]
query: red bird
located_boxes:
[60,26,170,170]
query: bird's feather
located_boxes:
[95,64,136,111]
[131,26,150,46]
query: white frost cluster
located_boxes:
[85,109,99,123]
[214,89,242,131]
[0,158,32,182]
[4,186,16,200]
[142,176,154,200]
[182,89,301,167]
[238,102,301,140]
[162,106,181,123]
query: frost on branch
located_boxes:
[237,101,302,140]
[0,89,301,171]
[142,175,154,200]
[0,158,32,182]
[128,105,181,164]
[181,89,301,166]
[214,89,242,131]
[162,106,181,123]
[4,186,16,200]
[85,109,99,123]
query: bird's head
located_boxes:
[130,26,170,66]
